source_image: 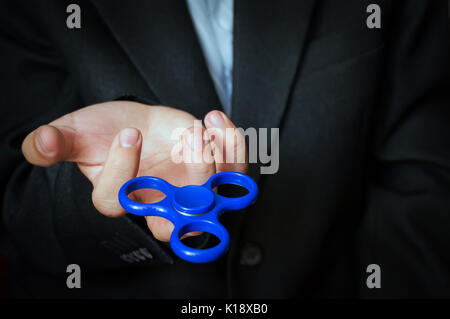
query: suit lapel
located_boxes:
[232,0,317,180]
[91,0,316,160]
[91,0,221,118]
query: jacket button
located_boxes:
[239,242,263,266]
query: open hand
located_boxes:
[21,101,247,241]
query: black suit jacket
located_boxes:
[0,0,449,298]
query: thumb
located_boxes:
[92,128,142,217]
[204,110,248,173]
[21,125,75,167]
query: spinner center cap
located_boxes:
[172,186,215,215]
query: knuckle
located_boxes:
[92,191,122,216]
[152,229,170,242]
[147,217,172,242]
[108,163,132,177]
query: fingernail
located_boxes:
[35,131,49,154]
[209,111,226,128]
[188,132,203,151]
[120,128,140,147]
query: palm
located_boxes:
[52,102,212,188]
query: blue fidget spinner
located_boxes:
[118,172,258,263]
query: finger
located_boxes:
[146,216,202,242]
[181,125,216,184]
[145,217,175,242]
[21,125,75,167]
[149,126,214,241]
[182,126,214,238]
[92,128,142,217]
[148,126,216,243]
[204,110,248,173]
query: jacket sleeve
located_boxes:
[357,0,450,297]
[0,2,172,289]
[0,1,85,277]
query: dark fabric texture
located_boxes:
[0,0,449,298]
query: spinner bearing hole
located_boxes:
[178,222,223,249]
[128,188,166,204]
[181,232,221,249]
[217,184,249,198]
